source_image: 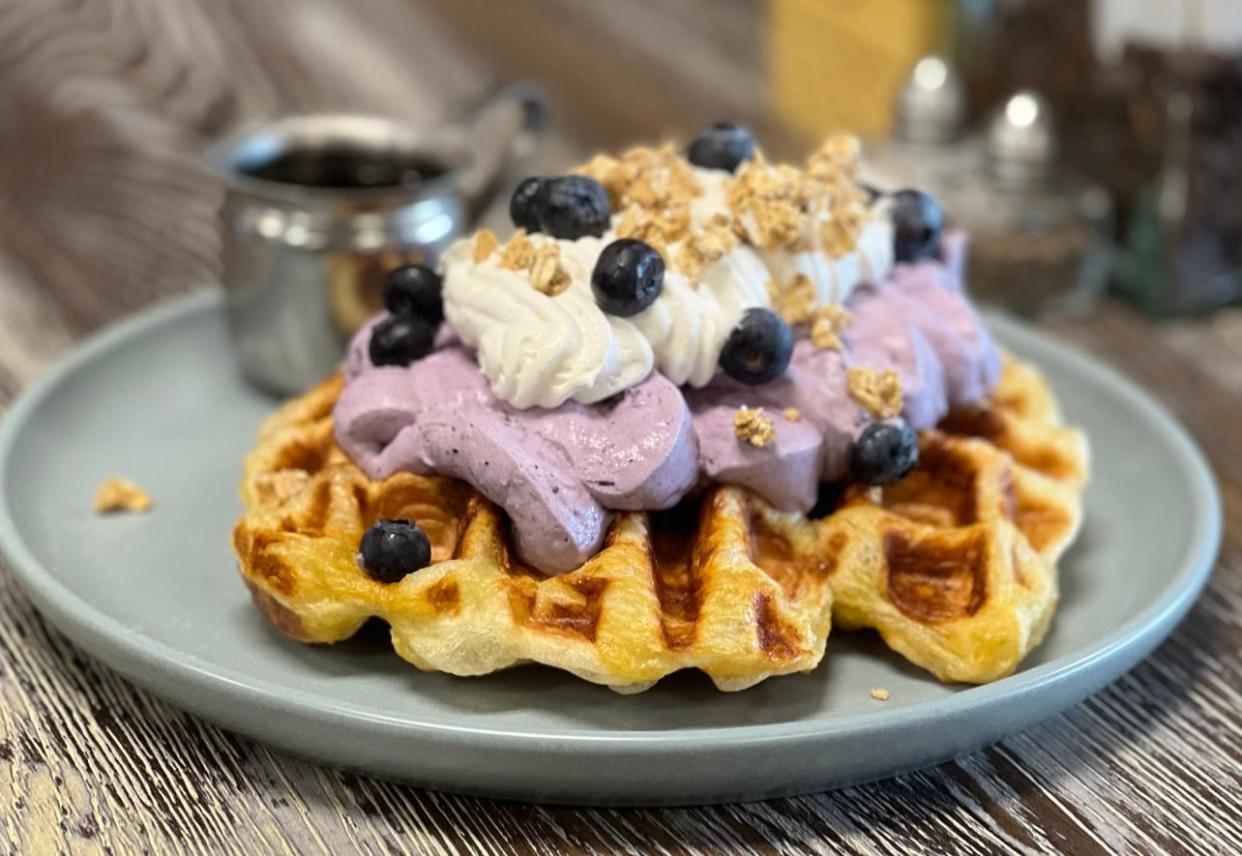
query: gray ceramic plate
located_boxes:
[0,292,1220,806]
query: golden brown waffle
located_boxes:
[233,357,1087,691]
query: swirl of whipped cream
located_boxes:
[441,234,653,409]
[441,161,898,409]
[761,209,895,306]
[631,246,771,387]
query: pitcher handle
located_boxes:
[455,82,548,220]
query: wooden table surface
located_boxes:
[0,2,1238,853]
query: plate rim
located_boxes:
[0,291,1222,751]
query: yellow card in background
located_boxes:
[768,0,952,141]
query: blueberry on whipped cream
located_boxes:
[687,123,756,173]
[383,264,443,324]
[336,134,1003,575]
[719,308,794,384]
[592,239,665,316]
[532,175,611,239]
[358,519,431,582]
[890,188,945,263]
[849,421,919,486]
[368,315,435,367]
[509,176,545,232]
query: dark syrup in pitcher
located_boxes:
[241,146,447,190]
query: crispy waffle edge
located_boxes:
[233,356,1088,692]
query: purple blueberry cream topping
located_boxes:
[333,138,1002,574]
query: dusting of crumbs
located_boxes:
[847,367,903,419]
[93,477,152,514]
[870,687,890,701]
[498,228,536,270]
[734,406,775,447]
[488,229,570,296]
[676,222,737,279]
[528,242,571,296]
[772,274,817,325]
[579,136,869,281]
[809,305,854,350]
[472,228,500,263]
[728,136,868,255]
[581,144,701,265]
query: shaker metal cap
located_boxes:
[986,91,1058,189]
[895,55,966,144]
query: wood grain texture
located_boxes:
[0,1,1238,853]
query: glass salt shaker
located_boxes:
[951,91,1112,316]
[864,55,982,203]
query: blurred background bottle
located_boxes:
[9,0,1238,324]
[948,89,1112,316]
[763,0,1241,318]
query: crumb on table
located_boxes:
[93,477,152,514]
[869,687,890,701]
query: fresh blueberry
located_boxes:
[383,264,443,324]
[509,176,545,232]
[368,314,435,367]
[849,421,919,486]
[890,188,945,263]
[591,239,664,316]
[534,175,610,239]
[358,518,432,583]
[686,123,756,172]
[719,308,794,385]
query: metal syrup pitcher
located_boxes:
[205,85,545,394]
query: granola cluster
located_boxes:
[808,305,854,351]
[568,136,873,288]
[473,228,571,296]
[580,145,739,278]
[769,273,816,325]
[766,277,854,351]
[579,144,699,215]
[93,477,152,514]
[728,136,868,257]
[472,228,500,263]
[846,368,904,419]
[733,406,776,447]
[481,137,872,302]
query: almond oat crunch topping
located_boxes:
[809,305,854,350]
[772,273,817,325]
[490,230,571,296]
[472,228,500,263]
[528,242,571,296]
[93,477,152,514]
[726,136,869,257]
[676,222,737,279]
[498,228,536,271]
[727,156,812,252]
[579,144,701,214]
[734,406,776,447]
[582,145,738,278]
[847,367,904,418]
